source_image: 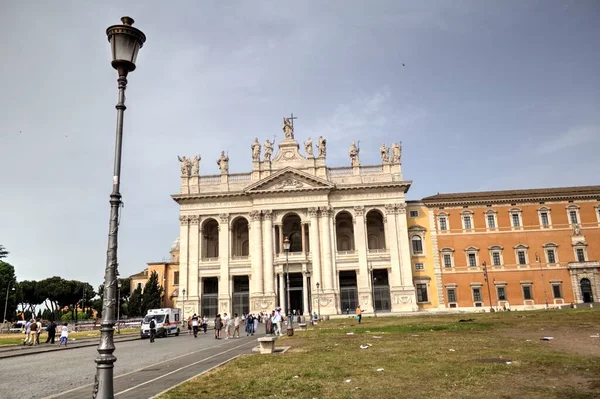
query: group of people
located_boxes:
[181,308,291,340]
[22,318,70,346]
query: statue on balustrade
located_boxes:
[304,137,314,157]
[177,155,192,177]
[317,136,327,158]
[251,138,261,161]
[391,143,401,164]
[191,155,200,176]
[264,139,274,162]
[217,151,229,173]
[282,117,294,140]
[380,143,390,163]
[349,141,360,166]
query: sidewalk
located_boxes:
[47,335,264,399]
[0,333,140,359]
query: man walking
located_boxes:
[356,305,363,324]
[149,317,157,343]
[45,319,57,344]
[223,313,231,339]
[191,314,199,338]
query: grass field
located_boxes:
[0,328,139,346]
[161,309,600,399]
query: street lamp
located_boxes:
[116,281,122,335]
[283,236,293,334]
[3,282,16,329]
[315,282,321,322]
[482,262,495,312]
[94,16,146,399]
[535,252,549,310]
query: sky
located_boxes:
[1,1,599,288]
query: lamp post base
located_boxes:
[286,326,294,337]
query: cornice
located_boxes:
[422,193,600,207]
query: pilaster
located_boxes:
[320,206,334,293]
[428,207,445,309]
[308,208,322,290]
[391,203,417,312]
[262,210,275,296]
[188,215,200,300]
[218,213,231,314]
[178,215,191,313]
[353,206,371,299]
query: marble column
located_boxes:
[320,206,334,292]
[308,208,322,289]
[278,273,285,311]
[302,270,310,316]
[250,211,264,295]
[395,204,413,287]
[262,210,275,296]
[178,215,190,313]
[218,213,231,313]
[353,207,370,294]
[188,215,200,299]
[384,204,402,287]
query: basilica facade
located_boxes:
[172,118,418,317]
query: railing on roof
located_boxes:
[360,165,383,174]
[200,175,220,183]
[229,173,252,182]
[328,167,353,176]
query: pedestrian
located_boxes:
[223,313,231,339]
[214,314,222,339]
[45,319,57,344]
[59,323,69,347]
[149,317,157,343]
[275,308,283,336]
[356,305,362,324]
[28,318,38,346]
[245,313,254,336]
[35,318,43,345]
[253,313,258,335]
[23,319,32,346]
[233,313,240,338]
[191,314,199,338]
[187,316,192,335]
[202,315,208,334]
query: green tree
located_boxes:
[0,261,17,322]
[141,271,163,315]
[19,280,44,316]
[128,285,143,317]
[0,245,8,259]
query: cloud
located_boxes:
[537,126,599,155]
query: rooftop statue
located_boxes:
[304,137,314,157]
[349,141,360,166]
[264,139,274,162]
[282,117,294,140]
[380,143,390,163]
[251,138,261,162]
[217,151,229,174]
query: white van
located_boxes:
[140,308,181,339]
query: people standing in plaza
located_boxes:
[35,318,42,345]
[187,316,192,335]
[223,312,231,339]
[23,319,32,345]
[45,319,57,344]
[59,323,69,347]
[245,313,254,336]
[149,317,157,343]
[253,313,259,335]
[28,318,38,346]
[274,308,283,336]
[233,313,240,338]
[202,315,208,334]
[214,314,222,339]
[191,314,199,338]
[356,305,363,324]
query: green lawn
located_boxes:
[0,328,139,346]
[161,309,600,399]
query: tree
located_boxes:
[128,285,143,317]
[141,271,163,315]
[0,261,17,321]
[0,245,8,259]
[18,280,44,316]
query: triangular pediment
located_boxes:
[244,167,334,193]
[408,224,427,232]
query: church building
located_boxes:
[172,117,417,317]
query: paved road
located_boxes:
[0,331,263,399]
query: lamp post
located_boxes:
[482,262,495,312]
[283,236,293,334]
[94,16,146,399]
[315,282,322,322]
[116,281,122,334]
[3,282,16,327]
[535,252,549,310]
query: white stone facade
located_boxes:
[173,127,416,317]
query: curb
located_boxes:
[0,335,141,359]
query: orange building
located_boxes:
[129,238,181,309]
[422,186,600,311]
